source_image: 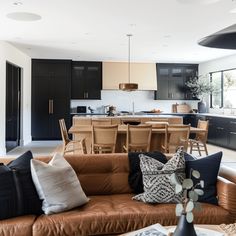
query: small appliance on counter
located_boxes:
[76,106,87,113]
[103,105,116,116]
[107,106,116,116]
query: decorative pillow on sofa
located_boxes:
[133,147,185,203]
[185,151,222,205]
[128,151,168,194]
[0,150,42,220]
[31,153,89,215]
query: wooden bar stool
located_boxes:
[189,120,209,156]
[123,124,152,152]
[59,119,87,155]
[91,125,118,153]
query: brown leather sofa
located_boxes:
[1,153,236,236]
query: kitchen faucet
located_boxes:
[132,102,135,115]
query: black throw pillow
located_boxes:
[185,151,222,205]
[0,151,43,220]
[128,152,167,194]
[184,152,196,161]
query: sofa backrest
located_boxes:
[65,153,132,195]
[0,153,132,196]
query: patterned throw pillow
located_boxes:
[133,147,185,203]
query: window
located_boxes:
[210,72,222,108]
[210,68,236,108]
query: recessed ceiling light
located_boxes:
[6,12,41,21]
[13,1,23,6]
[163,35,171,38]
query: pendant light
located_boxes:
[119,34,138,91]
[198,24,236,49]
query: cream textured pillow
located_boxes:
[31,153,89,215]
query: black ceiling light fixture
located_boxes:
[119,34,138,91]
[198,24,236,49]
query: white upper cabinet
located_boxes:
[102,62,157,90]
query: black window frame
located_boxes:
[210,68,236,108]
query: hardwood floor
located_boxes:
[3,141,236,168]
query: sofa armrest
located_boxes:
[219,165,236,184]
[217,176,236,221]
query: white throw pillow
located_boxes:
[31,153,89,214]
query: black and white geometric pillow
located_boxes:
[133,147,185,203]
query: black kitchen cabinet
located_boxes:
[228,119,236,150]
[71,61,102,99]
[32,59,71,140]
[154,63,198,100]
[206,116,228,147]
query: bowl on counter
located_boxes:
[122,120,141,125]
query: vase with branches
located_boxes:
[185,75,214,102]
[170,169,204,236]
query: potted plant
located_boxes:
[185,75,214,113]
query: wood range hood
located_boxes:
[102,62,157,91]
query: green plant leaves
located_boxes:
[192,170,200,179]
[186,212,194,223]
[194,189,204,196]
[186,201,194,212]
[188,190,198,201]
[176,203,184,216]
[182,179,193,189]
[175,184,183,194]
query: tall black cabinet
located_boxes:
[32,59,71,140]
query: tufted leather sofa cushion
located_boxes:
[32,194,230,236]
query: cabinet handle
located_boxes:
[230,121,236,125]
[84,92,88,99]
[51,99,54,114]
[230,132,236,135]
[48,100,51,114]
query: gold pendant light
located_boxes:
[119,34,138,91]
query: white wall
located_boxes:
[71,90,198,114]
[0,41,31,155]
[199,54,236,75]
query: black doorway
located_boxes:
[5,62,21,152]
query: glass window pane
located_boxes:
[211,72,222,108]
[223,69,236,108]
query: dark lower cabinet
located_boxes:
[173,114,236,150]
[227,120,236,150]
[206,116,230,148]
[32,59,71,140]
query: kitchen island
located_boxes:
[70,115,208,153]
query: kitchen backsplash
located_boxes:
[71,90,199,113]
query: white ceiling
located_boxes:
[1,0,236,63]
